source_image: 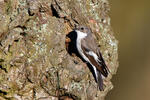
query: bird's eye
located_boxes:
[81,27,84,30]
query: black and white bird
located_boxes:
[74,25,109,91]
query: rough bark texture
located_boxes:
[0,0,118,100]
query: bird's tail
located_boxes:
[93,65,104,91]
[96,70,104,91]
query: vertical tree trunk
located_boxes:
[0,0,118,100]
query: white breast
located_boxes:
[76,30,89,62]
[76,30,87,39]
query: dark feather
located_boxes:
[97,70,104,91]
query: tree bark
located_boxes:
[0,0,118,100]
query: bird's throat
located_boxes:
[76,30,87,39]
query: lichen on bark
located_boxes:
[0,0,118,100]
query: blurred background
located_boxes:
[106,0,150,100]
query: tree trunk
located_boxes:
[0,0,118,100]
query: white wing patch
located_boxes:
[87,51,101,63]
[87,51,105,79]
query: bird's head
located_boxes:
[74,25,92,35]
